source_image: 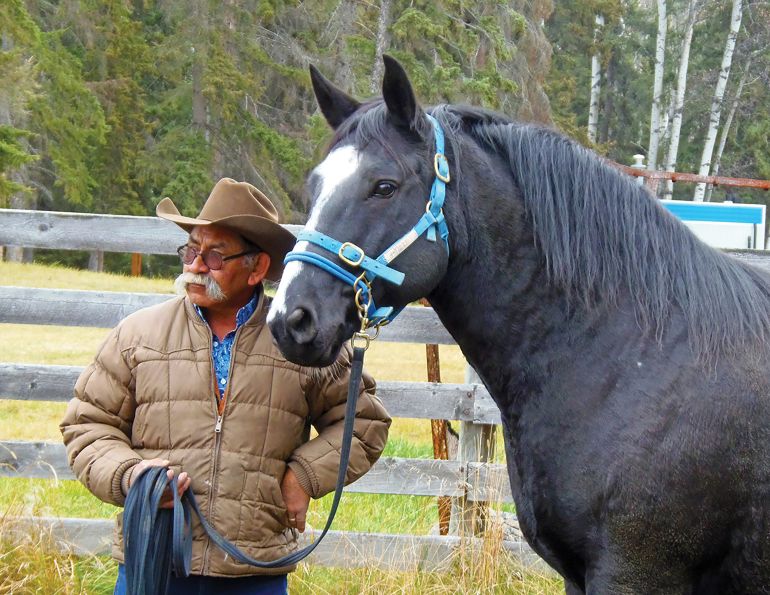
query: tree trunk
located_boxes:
[587,14,604,144]
[704,55,751,202]
[647,0,667,176]
[191,0,209,141]
[5,189,26,262]
[1,30,30,263]
[323,0,356,93]
[693,0,743,201]
[370,0,392,93]
[598,55,615,145]
[663,0,697,199]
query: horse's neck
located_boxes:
[427,184,565,391]
[435,249,544,365]
[426,149,603,403]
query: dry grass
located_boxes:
[290,552,561,594]
[0,505,115,594]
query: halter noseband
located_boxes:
[283,114,450,333]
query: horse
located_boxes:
[267,55,770,593]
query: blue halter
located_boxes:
[283,114,450,329]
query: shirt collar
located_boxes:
[194,285,262,329]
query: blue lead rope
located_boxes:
[123,346,366,595]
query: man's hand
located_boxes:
[128,458,191,509]
[280,467,310,532]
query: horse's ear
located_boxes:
[309,64,361,130]
[382,55,424,131]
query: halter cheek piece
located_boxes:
[283,114,451,333]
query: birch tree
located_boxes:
[370,0,392,93]
[663,0,699,198]
[647,0,667,173]
[587,14,604,144]
[693,0,743,201]
[704,54,752,201]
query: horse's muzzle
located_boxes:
[269,308,343,368]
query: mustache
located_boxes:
[174,272,227,302]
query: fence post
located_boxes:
[631,154,646,187]
[449,365,496,537]
[87,251,104,272]
[421,299,453,535]
[131,253,143,276]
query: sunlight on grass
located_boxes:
[0,478,116,519]
[0,400,68,440]
[2,261,175,293]
[0,324,109,365]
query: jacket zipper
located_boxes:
[201,325,243,574]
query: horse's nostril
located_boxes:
[286,307,318,345]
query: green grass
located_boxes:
[0,261,563,594]
[3,261,175,293]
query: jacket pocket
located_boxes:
[239,471,288,545]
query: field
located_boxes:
[0,261,563,594]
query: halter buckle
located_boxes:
[339,242,365,267]
[352,331,371,351]
[434,153,450,183]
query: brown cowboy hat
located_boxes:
[156,178,296,281]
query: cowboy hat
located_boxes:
[156,178,296,281]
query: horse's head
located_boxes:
[268,56,450,366]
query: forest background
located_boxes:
[1,0,769,275]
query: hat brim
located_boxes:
[157,197,296,281]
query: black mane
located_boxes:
[442,105,770,359]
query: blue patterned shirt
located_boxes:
[194,288,261,399]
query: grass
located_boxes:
[0,261,564,593]
[0,502,117,594]
[3,261,174,293]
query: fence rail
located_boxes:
[0,286,455,344]
[0,208,301,254]
[0,363,500,424]
[6,517,545,572]
[0,441,511,502]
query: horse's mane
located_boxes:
[335,100,770,359]
[433,104,770,359]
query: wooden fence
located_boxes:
[5,208,770,573]
[0,208,549,573]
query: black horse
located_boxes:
[268,56,770,593]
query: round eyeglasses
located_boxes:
[177,245,258,270]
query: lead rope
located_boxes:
[123,343,367,595]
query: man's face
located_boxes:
[176,225,268,310]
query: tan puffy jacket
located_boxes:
[60,292,390,576]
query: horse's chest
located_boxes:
[504,409,596,551]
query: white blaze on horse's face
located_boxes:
[268,144,361,320]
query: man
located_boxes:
[60,178,391,594]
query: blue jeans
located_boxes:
[114,564,288,595]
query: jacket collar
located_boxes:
[184,285,267,329]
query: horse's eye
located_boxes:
[372,181,397,198]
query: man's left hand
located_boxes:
[280,467,310,532]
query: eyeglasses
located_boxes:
[177,245,257,270]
